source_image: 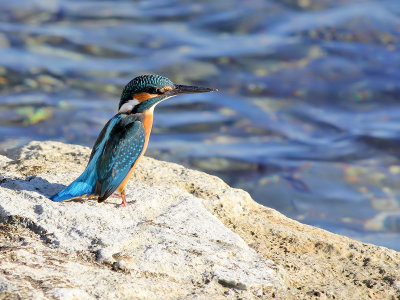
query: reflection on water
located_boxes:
[0,0,400,249]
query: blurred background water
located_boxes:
[0,0,400,250]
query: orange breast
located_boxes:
[117,111,154,193]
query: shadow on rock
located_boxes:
[0,175,66,199]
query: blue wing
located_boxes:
[95,115,145,201]
[51,113,145,202]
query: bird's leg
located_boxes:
[120,190,127,207]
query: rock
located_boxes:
[0,141,285,299]
[1,141,400,299]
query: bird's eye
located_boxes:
[149,87,163,94]
[156,88,165,94]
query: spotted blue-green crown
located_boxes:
[119,75,174,108]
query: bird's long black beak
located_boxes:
[169,84,218,96]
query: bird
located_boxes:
[50,74,217,206]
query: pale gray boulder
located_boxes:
[0,141,286,299]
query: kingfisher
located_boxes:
[51,74,216,206]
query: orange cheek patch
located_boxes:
[133,92,159,102]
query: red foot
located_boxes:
[120,193,127,207]
[108,192,130,207]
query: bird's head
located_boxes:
[118,74,217,114]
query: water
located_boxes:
[0,0,400,250]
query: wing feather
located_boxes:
[95,114,145,200]
[50,114,123,201]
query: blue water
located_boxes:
[0,0,400,250]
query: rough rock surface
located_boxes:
[0,141,284,299]
[0,141,400,299]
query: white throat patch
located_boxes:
[118,99,140,113]
[118,95,175,114]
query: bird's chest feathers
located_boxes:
[143,109,154,141]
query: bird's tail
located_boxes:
[50,170,97,202]
[50,181,94,201]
